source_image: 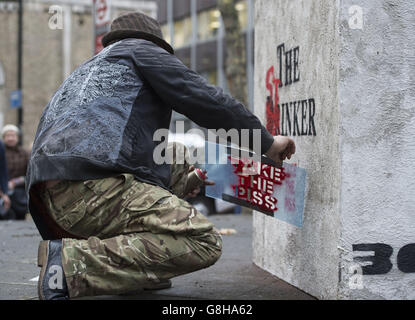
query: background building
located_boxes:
[157,0,254,134]
[0,0,254,147]
[0,0,156,147]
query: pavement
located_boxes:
[0,212,314,300]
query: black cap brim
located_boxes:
[101,29,174,54]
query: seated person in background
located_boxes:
[2,124,29,220]
[0,140,11,218]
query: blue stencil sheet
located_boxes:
[199,141,306,227]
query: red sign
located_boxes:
[93,0,111,54]
[94,0,111,26]
[95,34,104,54]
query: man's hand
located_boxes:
[1,194,11,211]
[265,136,296,167]
[185,165,215,198]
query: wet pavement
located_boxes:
[0,213,314,300]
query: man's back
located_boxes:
[28,39,174,196]
[28,39,175,239]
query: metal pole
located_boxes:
[247,0,254,111]
[167,0,174,48]
[92,0,96,56]
[217,15,226,91]
[190,0,197,71]
[63,4,72,78]
[17,0,23,145]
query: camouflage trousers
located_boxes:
[39,142,222,298]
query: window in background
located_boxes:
[160,23,171,45]
[197,9,221,42]
[174,16,192,48]
[236,0,248,30]
[200,70,218,86]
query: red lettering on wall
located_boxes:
[265,66,281,136]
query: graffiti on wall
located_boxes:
[265,43,317,137]
[223,153,306,226]
[228,155,286,213]
[201,142,307,226]
[353,243,415,274]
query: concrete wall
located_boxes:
[0,2,89,148]
[253,0,341,299]
[253,0,415,299]
[22,4,68,148]
[337,0,415,300]
[0,4,20,130]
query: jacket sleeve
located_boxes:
[132,42,274,155]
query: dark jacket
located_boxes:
[0,141,8,195]
[27,38,274,240]
[5,145,29,180]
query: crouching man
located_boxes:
[26,12,295,300]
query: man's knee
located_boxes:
[194,230,223,269]
[209,234,223,266]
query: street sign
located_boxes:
[10,90,21,109]
[93,0,111,55]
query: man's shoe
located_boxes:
[143,279,172,291]
[37,240,69,300]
